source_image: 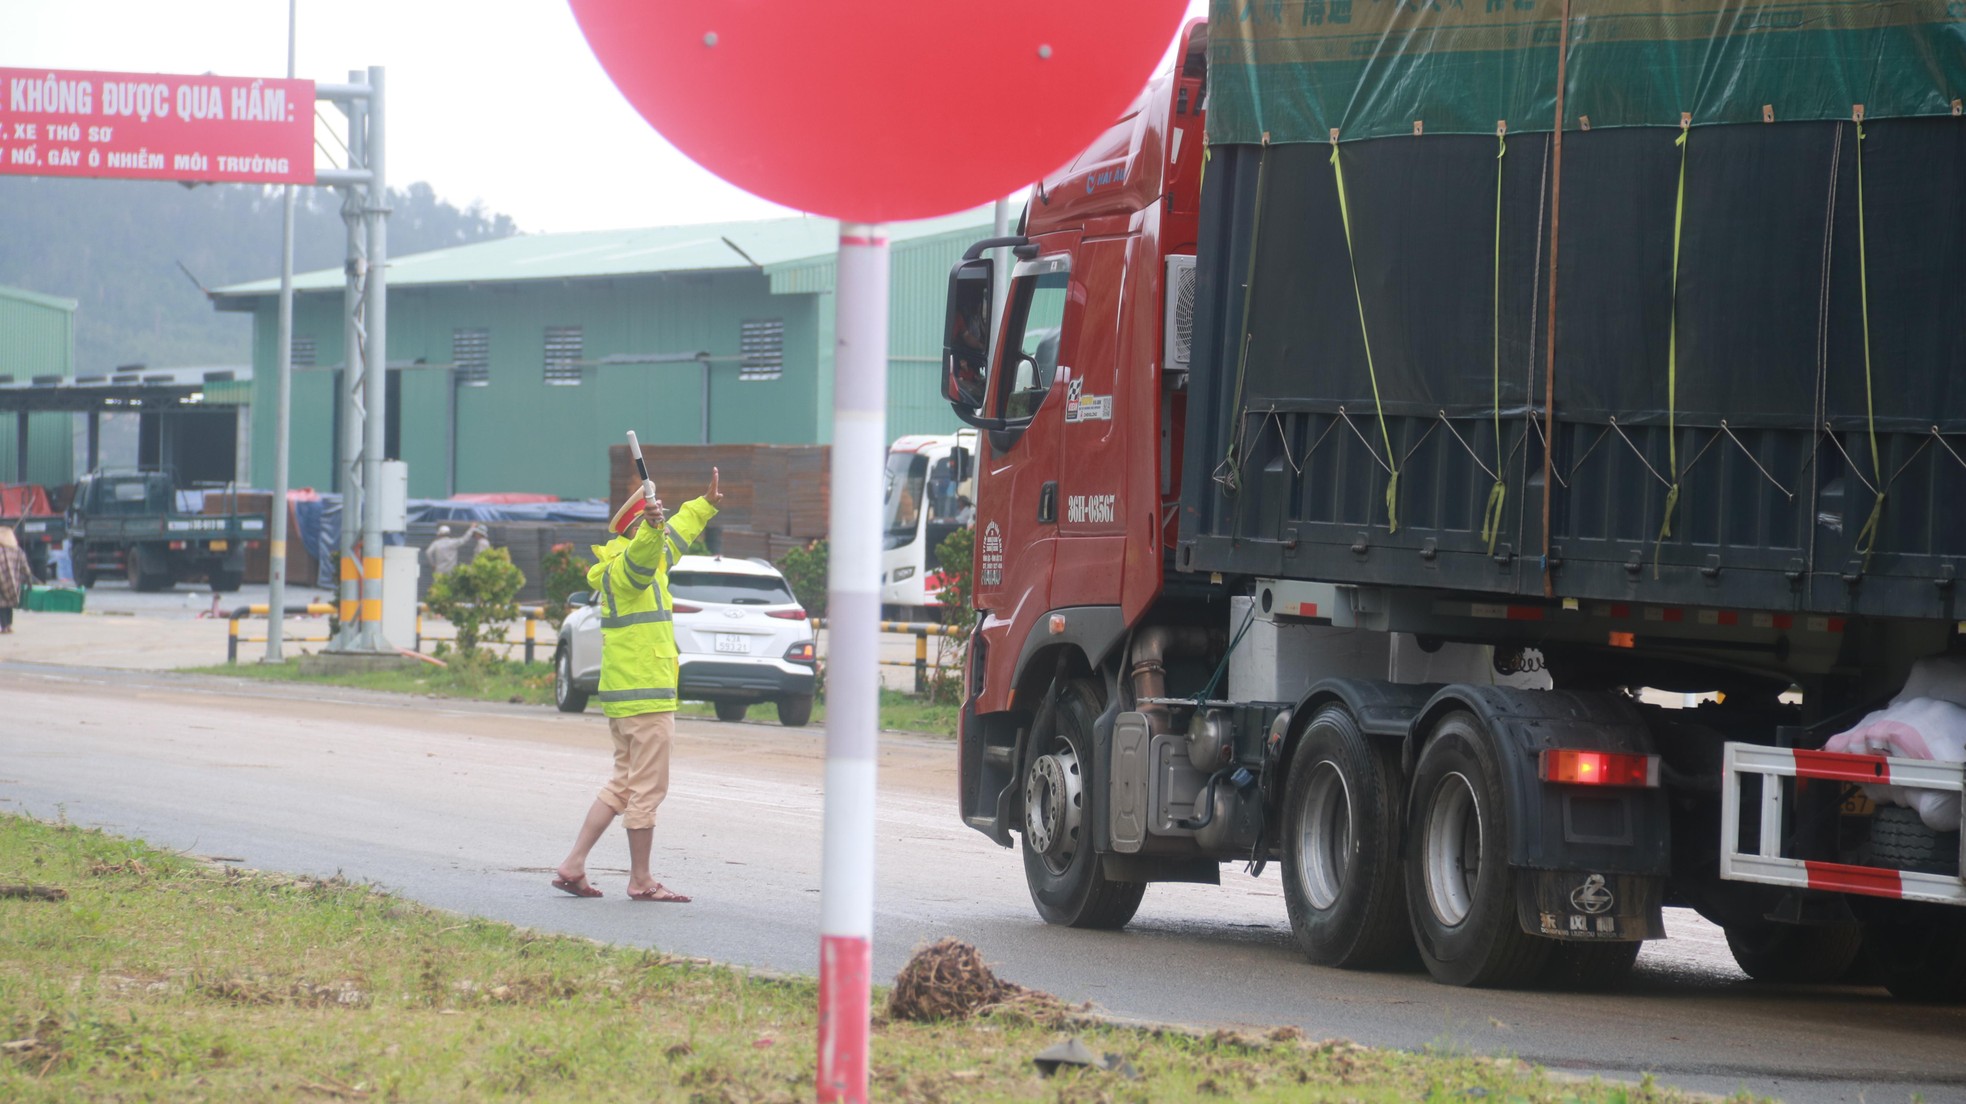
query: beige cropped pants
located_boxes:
[596,711,673,830]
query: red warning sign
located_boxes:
[0,67,314,184]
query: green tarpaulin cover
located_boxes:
[1209,0,1966,144]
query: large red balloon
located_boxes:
[570,0,1190,223]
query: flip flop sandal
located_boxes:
[551,876,602,898]
[627,884,691,903]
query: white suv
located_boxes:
[554,554,818,725]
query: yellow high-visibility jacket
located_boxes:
[586,497,717,717]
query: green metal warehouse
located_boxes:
[0,284,78,486]
[211,212,990,501]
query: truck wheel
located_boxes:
[1863,805,1961,876]
[553,645,589,714]
[1404,711,1550,987]
[1280,703,1412,968]
[1541,940,1641,990]
[208,570,243,594]
[73,547,95,590]
[1021,676,1145,929]
[776,694,814,727]
[715,700,749,723]
[125,551,170,592]
[1723,921,1863,984]
[1859,906,1966,1002]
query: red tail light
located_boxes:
[784,641,816,665]
[767,607,809,620]
[1539,749,1660,788]
[672,601,702,614]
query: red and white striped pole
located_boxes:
[817,222,889,1104]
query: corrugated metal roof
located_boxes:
[0,285,79,313]
[213,210,994,304]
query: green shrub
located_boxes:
[425,547,524,658]
[541,543,590,625]
[928,526,977,705]
[778,539,828,620]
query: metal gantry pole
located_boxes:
[355,65,389,649]
[332,71,367,644]
[264,0,298,662]
[816,222,888,1104]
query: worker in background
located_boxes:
[423,524,463,576]
[552,467,722,902]
[0,527,30,634]
[457,523,493,567]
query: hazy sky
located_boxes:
[4,1,1209,235]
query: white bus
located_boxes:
[881,431,976,616]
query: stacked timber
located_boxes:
[608,443,832,565]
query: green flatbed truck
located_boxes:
[67,470,263,592]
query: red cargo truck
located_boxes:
[940,10,1966,998]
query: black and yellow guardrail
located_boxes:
[229,606,962,687]
[813,619,965,694]
[413,603,551,664]
[226,604,338,663]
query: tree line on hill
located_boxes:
[0,177,519,374]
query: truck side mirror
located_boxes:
[942,257,993,412]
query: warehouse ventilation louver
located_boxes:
[543,326,583,386]
[452,328,489,386]
[290,335,316,369]
[740,318,785,381]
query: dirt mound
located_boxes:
[886,938,1068,1024]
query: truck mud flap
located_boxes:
[1516,870,1664,942]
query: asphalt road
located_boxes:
[2,662,1962,1103]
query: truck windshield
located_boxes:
[884,451,927,547]
[96,478,166,515]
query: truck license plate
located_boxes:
[210,540,229,551]
[714,633,748,654]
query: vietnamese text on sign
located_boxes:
[0,67,314,184]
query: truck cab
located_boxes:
[943,18,1207,702]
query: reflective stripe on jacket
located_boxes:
[587,496,716,717]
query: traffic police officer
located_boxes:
[553,467,722,902]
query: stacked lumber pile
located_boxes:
[608,444,831,563]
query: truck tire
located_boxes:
[1863,805,1961,876]
[72,546,95,590]
[553,645,589,714]
[1404,711,1551,987]
[1021,676,1145,930]
[1541,940,1641,990]
[1280,703,1412,968]
[715,700,749,723]
[776,694,814,727]
[208,569,243,594]
[1723,920,1863,984]
[1859,906,1966,1002]
[125,549,170,592]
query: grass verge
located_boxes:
[676,690,958,737]
[0,815,1760,1103]
[179,661,961,736]
[180,658,558,708]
